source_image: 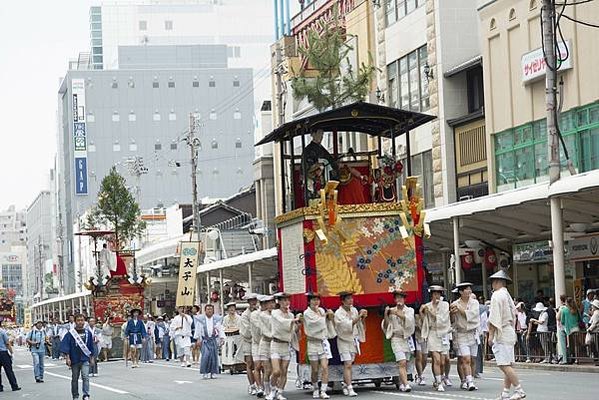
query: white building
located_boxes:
[0,206,26,252]
[90,0,276,113]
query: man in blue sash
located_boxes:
[60,314,96,400]
[124,308,147,368]
[195,304,225,378]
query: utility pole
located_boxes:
[542,0,566,299]
[186,113,202,238]
[275,41,288,213]
[38,239,44,301]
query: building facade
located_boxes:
[56,44,254,294]
[0,206,26,252]
[26,191,54,303]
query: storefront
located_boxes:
[569,233,599,302]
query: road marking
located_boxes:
[373,390,495,400]
[144,361,198,370]
[45,371,129,394]
[175,380,193,384]
[17,363,58,369]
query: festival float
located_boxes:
[256,101,434,387]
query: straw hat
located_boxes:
[428,285,446,293]
[532,302,547,312]
[489,270,512,283]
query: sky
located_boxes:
[0,0,95,210]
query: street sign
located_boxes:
[176,242,200,307]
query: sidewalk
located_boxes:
[449,358,598,373]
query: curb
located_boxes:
[449,359,598,373]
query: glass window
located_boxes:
[533,119,547,140]
[210,111,217,120]
[155,143,162,151]
[233,80,240,87]
[386,0,397,26]
[422,150,434,207]
[170,143,177,150]
[153,112,161,121]
[398,1,407,19]
[165,20,173,30]
[87,113,95,123]
[577,109,588,127]
[534,142,548,180]
[112,112,120,122]
[113,142,121,152]
[211,139,218,149]
[408,51,419,111]
[399,57,409,109]
[496,151,515,188]
[419,46,429,110]
[560,133,579,173]
[514,147,535,187]
[139,20,147,31]
[235,138,242,148]
[153,81,159,88]
[168,81,175,88]
[406,0,417,14]
[495,130,514,152]
[111,81,118,89]
[233,110,241,120]
[589,105,599,124]
[169,112,176,121]
[387,63,398,108]
[193,81,199,88]
[579,128,599,172]
[128,112,136,122]
[209,80,216,88]
[514,125,533,145]
[129,142,137,152]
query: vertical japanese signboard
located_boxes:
[71,78,88,195]
[176,242,200,307]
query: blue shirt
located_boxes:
[0,329,10,352]
[60,328,96,364]
[27,328,47,353]
[583,299,592,325]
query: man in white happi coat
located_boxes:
[420,285,451,392]
[222,302,241,370]
[488,270,526,400]
[267,293,300,400]
[334,291,367,398]
[301,292,336,400]
[170,306,193,367]
[450,282,480,391]
[382,290,415,393]
[240,293,259,395]
[251,296,267,397]
[256,295,275,397]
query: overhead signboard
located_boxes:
[521,40,573,84]
[568,233,599,261]
[71,78,88,195]
[176,242,200,307]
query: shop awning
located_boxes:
[196,247,278,283]
[32,290,92,308]
[424,169,599,252]
[135,235,187,266]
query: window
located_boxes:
[388,45,429,112]
[168,81,175,88]
[129,141,137,152]
[410,150,434,207]
[113,141,121,152]
[112,112,120,122]
[87,112,95,123]
[233,110,241,120]
[128,79,135,89]
[169,111,176,121]
[153,81,159,89]
[170,143,178,150]
[88,142,96,152]
[235,138,242,148]
[209,79,216,88]
[237,168,244,175]
[211,139,218,149]
[111,81,118,89]
[128,112,136,122]
[212,168,219,175]
[467,67,484,113]
[139,20,147,30]
[165,20,173,30]
[494,101,599,191]
[193,80,200,88]
[386,0,423,26]
[233,79,240,87]
[153,112,161,121]
[210,110,217,120]
[155,142,162,151]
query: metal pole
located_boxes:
[453,217,462,284]
[219,269,224,315]
[189,113,201,238]
[542,0,566,298]
[248,263,253,292]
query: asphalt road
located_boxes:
[3,347,599,399]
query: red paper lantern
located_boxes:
[484,248,498,271]
[461,251,474,271]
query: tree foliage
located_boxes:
[90,167,146,250]
[291,8,376,111]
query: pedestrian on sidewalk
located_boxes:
[49,318,62,360]
[0,322,21,392]
[27,320,50,383]
[155,316,166,359]
[60,314,97,400]
[560,297,582,364]
[162,315,172,361]
[488,270,525,400]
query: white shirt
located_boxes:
[536,311,549,333]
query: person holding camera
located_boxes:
[27,320,50,383]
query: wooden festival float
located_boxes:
[256,102,434,387]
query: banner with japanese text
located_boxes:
[176,241,200,307]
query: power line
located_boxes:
[561,12,599,28]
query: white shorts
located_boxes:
[393,350,412,362]
[270,341,291,360]
[308,353,329,361]
[415,340,427,354]
[492,343,515,366]
[339,352,356,363]
[130,344,142,349]
[457,343,478,357]
[102,339,113,350]
[427,334,450,354]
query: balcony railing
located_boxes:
[291,0,356,31]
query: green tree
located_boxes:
[91,166,146,250]
[291,8,376,111]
